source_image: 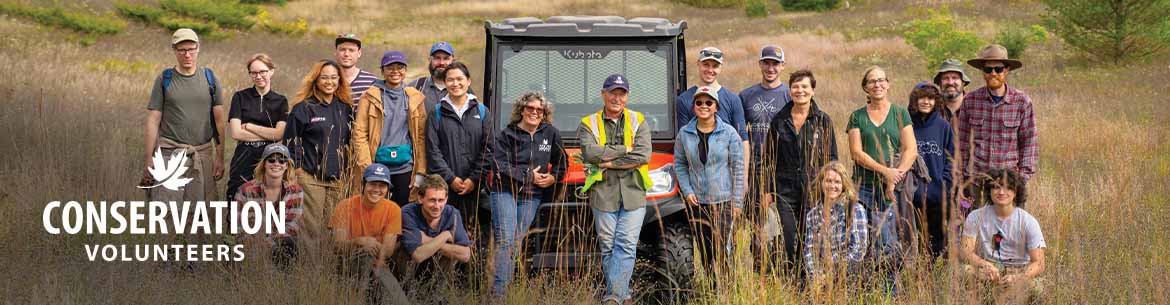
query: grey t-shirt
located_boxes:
[962,206,1046,267]
[147,67,223,145]
[379,87,414,174]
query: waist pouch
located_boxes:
[375,144,412,166]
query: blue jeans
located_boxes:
[858,184,903,292]
[592,206,646,302]
[489,192,541,296]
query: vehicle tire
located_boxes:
[639,221,695,304]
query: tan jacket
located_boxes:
[351,84,428,197]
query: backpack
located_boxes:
[161,67,220,144]
[432,102,487,130]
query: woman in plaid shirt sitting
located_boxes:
[803,162,868,289]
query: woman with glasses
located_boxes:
[283,59,354,241]
[674,85,746,270]
[846,66,918,291]
[488,92,566,297]
[233,143,304,270]
[226,54,289,200]
[352,51,428,207]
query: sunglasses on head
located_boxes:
[982,66,1006,74]
[699,50,723,60]
[266,157,288,164]
[695,100,717,107]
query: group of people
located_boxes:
[140,26,1045,304]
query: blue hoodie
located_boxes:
[912,110,955,207]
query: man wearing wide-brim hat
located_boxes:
[933,58,971,124]
[955,44,1039,202]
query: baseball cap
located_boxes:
[363,163,394,187]
[381,51,407,67]
[335,33,362,48]
[693,85,720,103]
[760,45,785,63]
[429,41,455,56]
[602,74,630,92]
[260,143,290,161]
[698,47,724,64]
[171,28,199,45]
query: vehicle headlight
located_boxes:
[646,164,674,196]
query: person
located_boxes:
[577,73,652,305]
[933,59,971,124]
[676,47,749,168]
[425,61,493,251]
[329,163,411,305]
[907,82,955,257]
[488,92,566,297]
[740,45,792,175]
[674,85,746,271]
[283,59,354,242]
[760,69,838,272]
[233,143,303,271]
[960,168,1045,305]
[141,28,224,203]
[845,66,917,289]
[803,162,868,288]
[353,51,428,207]
[411,41,458,110]
[957,44,1039,205]
[226,53,289,200]
[400,174,473,303]
[334,33,379,104]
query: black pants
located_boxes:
[687,204,735,267]
[449,189,491,251]
[388,171,412,207]
[774,186,808,273]
[226,141,271,200]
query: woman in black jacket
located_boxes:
[488,91,566,297]
[761,69,838,273]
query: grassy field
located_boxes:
[2,0,1169,304]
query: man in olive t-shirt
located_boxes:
[141,28,225,203]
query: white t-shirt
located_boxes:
[962,206,1046,267]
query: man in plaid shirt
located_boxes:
[957,44,1039,196]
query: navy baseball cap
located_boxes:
[381,51,407,67]
[602,74,630,92]
[760,45,785,63]
[429,41,454,56]
[363,164,394,187]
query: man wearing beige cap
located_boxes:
[956,44,1039,207]
[933,58,971,124]
[140,28,224,203]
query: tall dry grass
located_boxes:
[2,0,1169,304]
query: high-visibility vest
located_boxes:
[580,109,654,192]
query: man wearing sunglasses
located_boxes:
[957,44,1039,206]
[676,47,749,175]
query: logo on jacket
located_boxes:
[138,148,193,190]
[539,139,552,152]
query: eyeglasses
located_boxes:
[318,75,340,81]
[695,100,717,107]
[523,105,545,114]
[699,49,723,60]
[266,157,288,164]
[175,47,199,55]
[249,70,270,77]
[866,78,889,86]
[383,65,407,72]
[982,66,1006,74]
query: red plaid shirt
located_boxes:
[957,84,1038,182]
[233,180,304,238]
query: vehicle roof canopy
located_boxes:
[486,16,686,37]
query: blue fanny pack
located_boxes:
[375,144,412,166]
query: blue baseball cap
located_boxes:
[363,164,393,187]
[429,41,454,56]
[602,74,630,92]
[760,45,785,63]
[381,50,407,67]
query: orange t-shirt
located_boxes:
[329,196,402,242]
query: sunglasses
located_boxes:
[699,49,723,60]
[523,105,545,114]
[695,100,717,107]
[266,157,288,164]
[982,66,1006,74]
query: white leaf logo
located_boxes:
[138,148,193,191]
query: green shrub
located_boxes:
[159,0,257,29]
[1044,0,1170,64]
[745,0,768,17]
[255,9,305,36]
[780,0,839,11]
[672,0,743,8]
[157,15,221,36]
[114,2,166,23]
[996,24,1047,59]
[240,0,288,5]
[901,8,984,69]
[0,3,126,35]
